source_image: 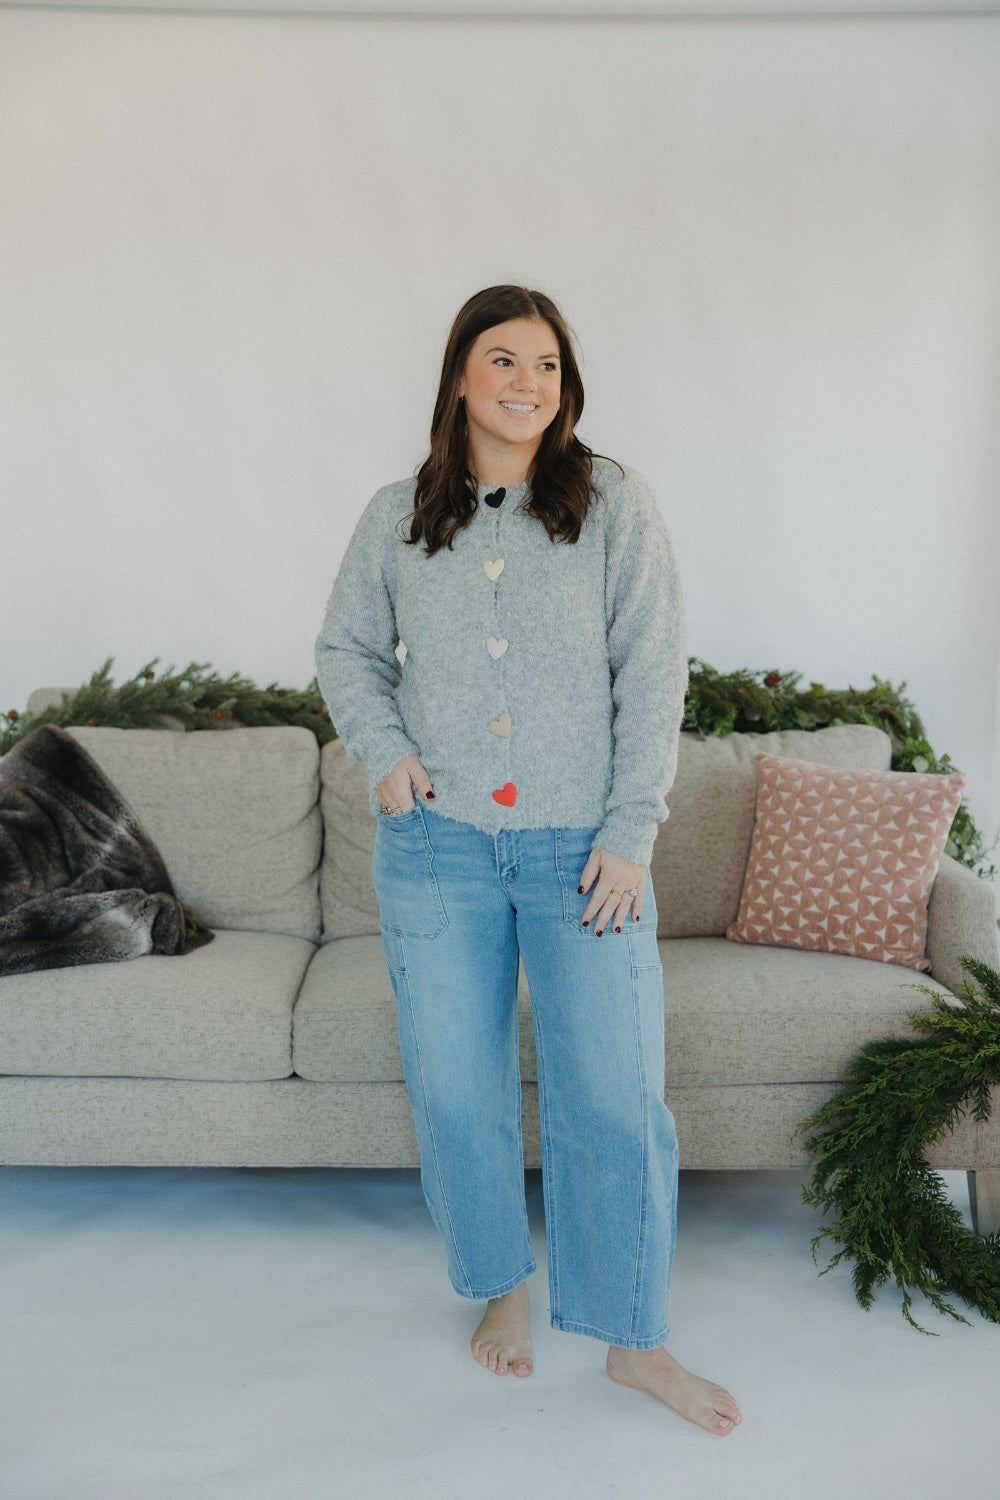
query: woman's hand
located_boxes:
[578,848,647,934]
[376,755,435,814]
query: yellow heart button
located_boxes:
[488,711,512,738]
[483,559,505,582]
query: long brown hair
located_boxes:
[406,285,606,555]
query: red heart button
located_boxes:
[492,782,517,807]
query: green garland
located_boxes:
[1,656,994,877]
[682,661,994,878]
[799,957,1000,1333]
[0,660,337,751]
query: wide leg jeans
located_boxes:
[372,803,678,1350]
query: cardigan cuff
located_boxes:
[353,728,423,793]
[592,808,662,869]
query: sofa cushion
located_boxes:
[68,727,322,941]
[319,725,894,944]
[0,930,313,1081]
[293,936,536,1082]
[661,936,954,1085]
[293,929,948,1092]
[651,725,892,938]
[727,755,965,970]
[293,936,400,1079]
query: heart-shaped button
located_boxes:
[488,711,512,738]
[492,782,517,807]
[483,559,505,582]
[486,636,509,660]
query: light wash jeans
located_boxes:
[372,803,678,1350]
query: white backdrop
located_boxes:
[2,8,999,846]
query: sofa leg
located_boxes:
[968,1170,1000,1237]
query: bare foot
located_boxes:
[471,1282,533,1378]
[606,1345,741,1435]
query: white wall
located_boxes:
[2,9,998,848]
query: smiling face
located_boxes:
[457,317,563,482]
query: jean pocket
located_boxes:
[627,915,663,973]
[554,826,601,930]
[372,807,448,939]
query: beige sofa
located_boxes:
[1,721,997,1229]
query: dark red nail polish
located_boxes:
[614,925,621,934]
[581,919,589,928]
[577,885,585,894]
[596,928,604,937]
[425,790,435,800]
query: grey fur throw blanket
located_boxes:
[0,724,213,976]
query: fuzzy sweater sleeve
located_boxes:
[314,488,421,789]
[595,468,688,867]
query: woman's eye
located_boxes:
[494,357,513,367]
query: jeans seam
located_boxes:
[531,1003,560,1322]
[627,932,650,1347]
[395,937,472,1294]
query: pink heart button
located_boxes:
[486,636,509,660]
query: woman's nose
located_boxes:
[512,366,537,389]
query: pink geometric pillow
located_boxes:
[727,754,966,971]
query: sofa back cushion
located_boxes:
[651,725,892,938]
[68,726,322,941]
[320,739,381,940]
[320,724,894,943]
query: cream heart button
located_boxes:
[486,636,509,660]
[483,559,505,582]
[492,782,517,807]
[488,711,512,738]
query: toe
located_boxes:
[711,1399,741,1435]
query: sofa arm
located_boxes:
[925,854,999,994]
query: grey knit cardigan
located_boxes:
[315,458,687,867]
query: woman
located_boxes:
[315,286,741,1436]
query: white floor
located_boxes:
[1,1165,997,1500]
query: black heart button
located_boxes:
[484,488,506,509]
